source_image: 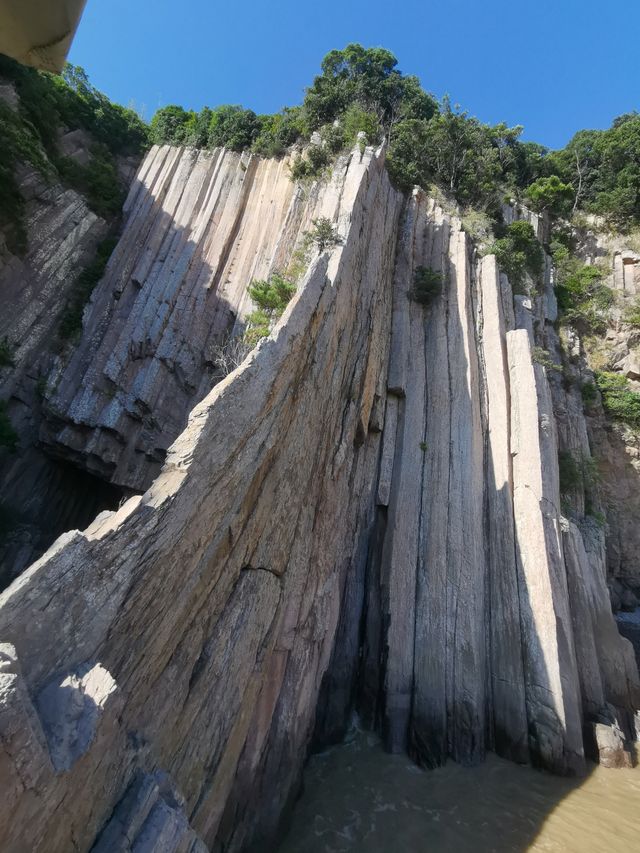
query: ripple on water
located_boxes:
[278,730,640,853]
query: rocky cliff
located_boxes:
[0,142,638,853]
[0,69,143,583]
[0,132,123,583]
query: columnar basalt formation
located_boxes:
[0,143,402,852]
[358,192,637,776]
[0,144,638,853]
[0,156,118,583]
[41,144,336,490]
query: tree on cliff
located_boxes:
[525,175,574,215]
[145,44,640,231]
[302,43,437,135]
[150,105,193,145]
[386,97,522,211]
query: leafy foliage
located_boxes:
[0,54,149,253]
[410,266,444,305]
[207,105,260,151]
[387,100,524,212]
[595,371,640,427]
[525,175,574,215]
[622,297,640,327]
[305,217,342,252]
[553,246,613,332]
[532,346,562,372]
[149,105,192,145]
[302,44,436,131]
[341,106,381,146]
[558,449,599,495]
[491,221,544,288]
[289,145,331,181]
[248,275,296,316]
[244,273,297,346]
[581,380,598,405]
[252,108,307,157]
[54,143,124,218]
[0,58,149,158]
[0,99,52,252]
[144,45,640,229]
[59,237,118,340]
[546,113,640,229]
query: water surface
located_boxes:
[280,727,640,853]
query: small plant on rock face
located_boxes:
[59,236,117,341]
[289,145,331,182]
[595,371,640,427]
[558,449,600,496]
[531,346,562,372]
[581,380,598,406]
[244,272,298,346]
[410,266,444,305]
[491,220,543,290]
[209,335,251,377]
[248,274,296,316]
[305,217,342,253]
[622,297,640,328]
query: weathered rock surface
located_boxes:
[41,145,335,490]
[0,143,401,852]
[0,144,638,853]
[572,231,640,586]
[0,154,120,584]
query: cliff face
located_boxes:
[0,143,638,853]
[0,141,122,583]
[40,144,336,489]
[580,244,640,587]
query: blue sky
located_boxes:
[69,0,639,150]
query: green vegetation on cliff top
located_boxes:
[148,44,640,232]
[0,54,149,253]
[2,43,639,258]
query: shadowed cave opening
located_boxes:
[0,451,126,590]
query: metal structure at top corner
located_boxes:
[0,0,87,73]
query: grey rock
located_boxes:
[0,145,637,853]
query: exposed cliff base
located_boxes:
[0,144,638,853]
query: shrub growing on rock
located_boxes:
[244,273,298,346]
[305,217,342,252]
[558,449,599,496]
[554,257,614,333]
[410,266,444,305]
[491,221,543,288]
[289,145,331,182]
[59,236,118,340]
[525,175,574,216]
[595,372,640,427]
[623,297,640,328]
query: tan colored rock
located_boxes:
[41,146,371,491]
[508,328,585,773]
[0,144,402,852]
[0,144,638,853]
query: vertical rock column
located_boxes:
[379,195,487,766]
[508,328,585,773]
[477,256,529,763]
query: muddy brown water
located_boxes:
[279,727,640,853]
